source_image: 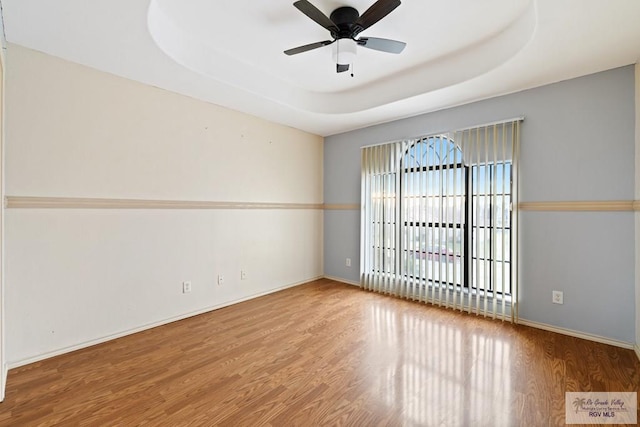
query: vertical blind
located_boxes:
[360,119,521,321]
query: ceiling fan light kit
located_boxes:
[332,39,357,72]
[285,0,406,74]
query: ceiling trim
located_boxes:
[148,0,536,114]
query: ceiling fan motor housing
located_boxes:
[329,7,361,39]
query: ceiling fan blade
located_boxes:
[357,37,406,54]
[293,0,339,33]
[337,64,350,73]
[354,0,401,34]
[284,40,334,56]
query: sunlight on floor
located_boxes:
[365,303,513,425]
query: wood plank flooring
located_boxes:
[0,279,638,426]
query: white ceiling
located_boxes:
[2,0,640,136]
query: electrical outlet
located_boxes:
[552,290,563,305]
[241,270,247,280]
[346,258,351,267]
[182,281,192,294]
[217,275,224,286]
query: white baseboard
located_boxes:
[518,318,635,350]
[323,275,360,287]
[8,277,322,370]
[0,363,6,402]
[635,344,640,362]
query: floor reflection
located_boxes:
[364,302,513,426]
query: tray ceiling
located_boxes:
[3,0,640,136]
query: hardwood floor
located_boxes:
[0,279,638,426]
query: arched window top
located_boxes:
[404,135,462,168]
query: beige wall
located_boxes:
[0,42,5,400]
[6,46,322,202]
[4,45,324,365]
[636,62,640,359]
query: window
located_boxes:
[401,136,466,289]
[361,120,521,320]
[470,163,512,296]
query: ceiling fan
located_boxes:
[284,0,406,73]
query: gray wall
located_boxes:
[324,66,636,344]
